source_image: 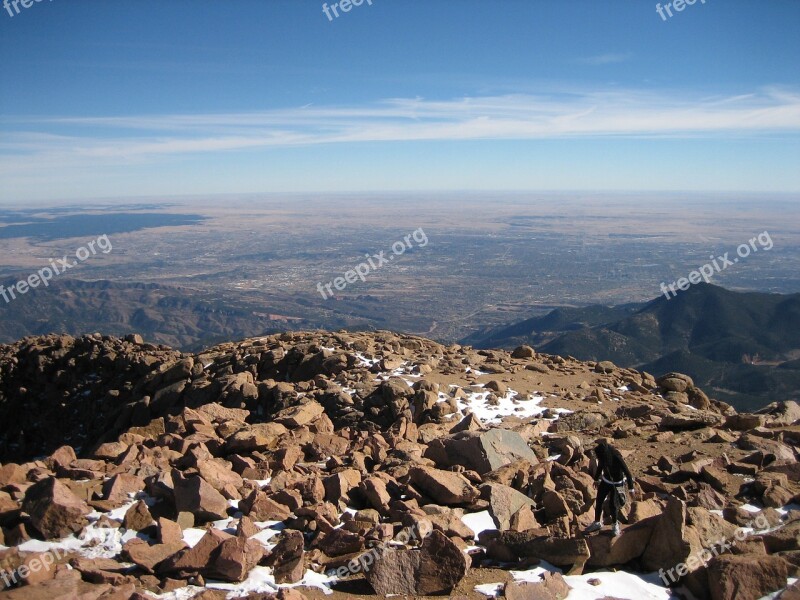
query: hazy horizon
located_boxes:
[2,1,799,202]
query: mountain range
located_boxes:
[463,283,800,412]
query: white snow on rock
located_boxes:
[205,566,334,597]
[452,385,570,424]
[476,562,677,599]
[461,510,496,540]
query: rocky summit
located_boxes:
[0,330,799,599]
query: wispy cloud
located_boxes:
[575,53,633,65]
[1,87,799,169]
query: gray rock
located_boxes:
[424,429,538,474]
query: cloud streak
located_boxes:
[2,88,799,166]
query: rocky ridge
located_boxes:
[0,330,798,599]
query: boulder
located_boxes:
[660,411,724,431]
[225,423,288,452]
[504,572,570,600]
[364,530,468,595]
[511,346,536,359]
[173,474,230,522]
[122,500,154,531]
[240,490,292,521]
[102,473,145,504]
[641,497,703,574]
[275,401,325,428]
[123,538,187,572]
[272,530,305,584]
[210,535,264,582]
[160,528,232,575]
[586,517,657,567]
[707,554,788,600]
[489,530,590,571]
[657,374,692,393]
[424,429,538,474]
[481,483,537,531]
[22,478,91,539]
[409,466,479,505]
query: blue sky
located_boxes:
[0,0,798,202]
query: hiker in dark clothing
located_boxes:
[584,438,635,536]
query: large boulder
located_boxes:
[659,411,725,431]
[22,478,91,539]
[409,466,479,505]
[364,530,467,595]
[488,530,590,571]
[504,572,570,600]
[173,473,230,522]
[424,429,538,474]
[641,497,703,574]
[210,535,264,582]
[586,516,658,567]
[481,482,537,531]
[707,554,788,600]
[272,530,305,584]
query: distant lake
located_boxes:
[0,212,206,241]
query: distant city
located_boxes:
[1,194,798,347]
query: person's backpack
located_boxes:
[614,484,628,508]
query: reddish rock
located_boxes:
[364,529,468,596]
[509,504,540,532]
[272,489,303,513]
[226,423,288,453]
[123,537,186,572]
[641,497,703,574]
[173,474,230,522]
[91,442,129,461]
[159,528,232,575]
[48,446,77,470]
[489,531,589,570]
[22,478,91,539]
[707,554,788,600]
[360,477,393,514]
[272,445,304,471]
[276,590,309,600]
[316,528,365,557]
[196,458,244,496]
[409,466,479,505]
[209,535,264,582]
[780,581,800,600]
[0,464,27,487]
[102,473,145,504]
[482,482,537,531]
[586,517,657,567]
[0,568,110,599]
[272,530,305,584]
[423,507,476,539]
[0,491,20,525]
[504,571,570,600]
[240,490,292,521]
[236,515,260,538]
[157,517,184,545]
[122,500,154,531]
